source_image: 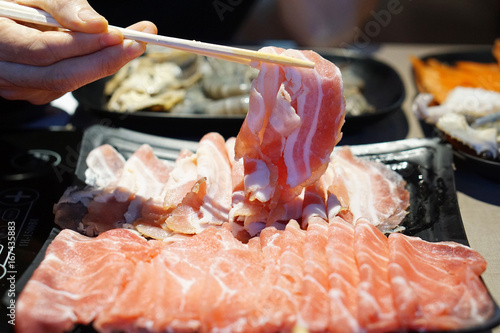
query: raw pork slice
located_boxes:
[161,133,232,234]
[54,144,174,236]
[326,146,410,232]
[234,47,345,224]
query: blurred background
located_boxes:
[87,0,500,47]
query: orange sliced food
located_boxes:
[411,39,500,104]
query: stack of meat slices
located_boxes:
[18,47,496,332]
[53,47,408,239]
[17,218,494,332]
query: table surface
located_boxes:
[375,43,500,332]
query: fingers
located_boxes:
[16,0,108,33]
[0,21,157,105]
[0,18,123,66]
[0,84,64,105]
[0,43,141,104]
[126,21,158,36]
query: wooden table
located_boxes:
[375,43,500,332]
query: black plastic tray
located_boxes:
[11,125,500,333]
[72,49,405,139]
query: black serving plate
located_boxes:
[413,47,500,182]
[8,125,500,333]
[419,47,496,66]
[72,49,405,139]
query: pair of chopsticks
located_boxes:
[0,1,315,69]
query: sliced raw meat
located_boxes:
[16,229,161,333]
[55,144,174,236]
[17,219,495,333]
[327,216,360,333]
[161,178,207,234]
[327,146,410,232]
[234,47,345,216]
[264,220,306,331]
[84,144,125,188]
[160,133,233,234]
[354,219,400,332]
[196,132,233,225]
[95,225,240,332]
[115,144,172,199]
[299,215,330,332]
[388,232,494,331]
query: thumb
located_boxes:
[17,0,108,33]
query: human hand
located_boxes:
[0,0,157,105]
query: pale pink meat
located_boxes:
[234,46,345,222]
[388,232,494,331]
[326,146,410,232]
[299,216,330,332]
[159,149,197,207]
[84,144,125,188]
[115,144,172,199]
[38,44,495,333]
[16,229,161,333]
[196,132,233,225]
[17,219,494,333]
[327,216,360,333]
[354,218,399,332]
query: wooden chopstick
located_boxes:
[0,1,315,68]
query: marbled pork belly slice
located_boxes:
[327,146,410,232]
[160,133,232,234]
[326,216,361,333]
[16,229,161,333]
[135,149,199,239]
[196,132,233,225]
[76,144,174,235]
[112,144,173,223]
[354,219,400,332]
[388,232,494,331]
[54,144,126,232]
[84,144,126,188]
[234,47,345,217]
[231,135,300,239]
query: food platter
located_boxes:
[72,49,405,139]
[6,125,500,333]
[411,47,500,182]
[75,125,466,243]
